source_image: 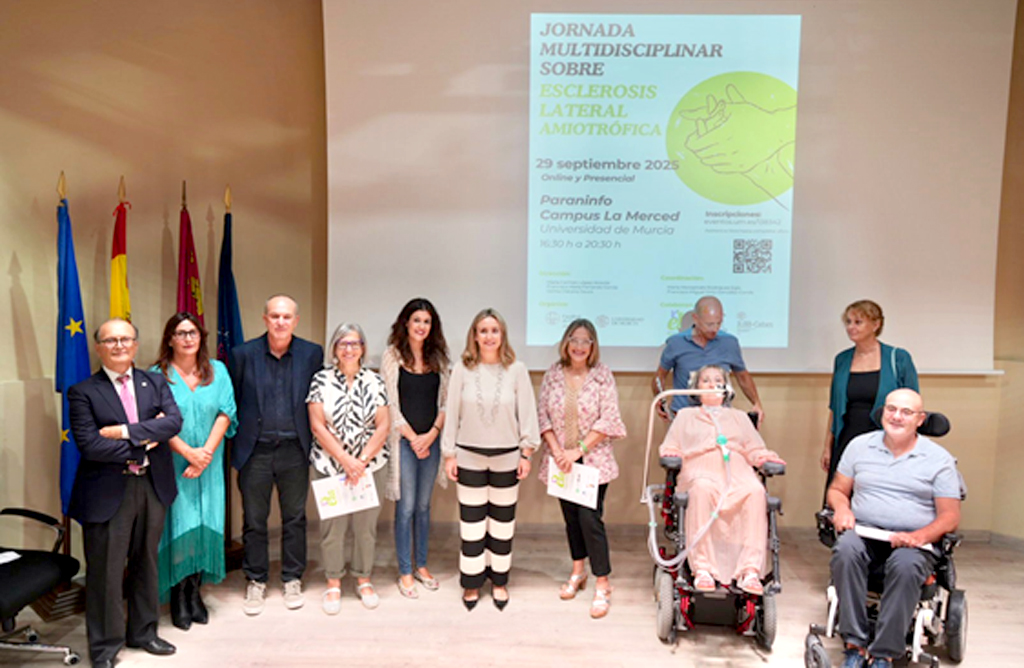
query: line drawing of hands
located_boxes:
[677,83,796,207]
[682,84,795,174]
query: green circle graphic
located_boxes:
[666,72,797,206]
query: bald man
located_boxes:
[230,295,323,615]
[827,389,961,668]
[652,295,764,423]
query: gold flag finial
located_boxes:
[57,171,67,200]
[118,175,126,203]
[224,185,232,212]
[181,180,187,209]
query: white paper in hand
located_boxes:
[311,471,379,520]
[546,457,600,510]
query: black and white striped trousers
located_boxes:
[456,446,520,589]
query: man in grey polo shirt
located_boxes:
[826,389,961,668]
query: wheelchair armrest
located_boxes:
[660,456,682,471]
[1,507,66,552]
[759,462,786,477]
[816,508,837,548]
[940,533,962,555]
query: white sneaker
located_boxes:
[283,579,305,610]
[243,580,267,616]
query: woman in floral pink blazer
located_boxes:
[537,318,626,619]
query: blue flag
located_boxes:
[216,211,243,362]
[56,198,92,516]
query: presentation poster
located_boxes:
[527,14,801,347]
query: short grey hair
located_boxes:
[94,319,139,343]
[327,322,367,366]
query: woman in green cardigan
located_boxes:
[820,300,918,495]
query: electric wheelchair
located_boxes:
[805,411,968,667]
[642,388,785,650]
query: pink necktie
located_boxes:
[118,375,138,424]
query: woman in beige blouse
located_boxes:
[442,308,540,611]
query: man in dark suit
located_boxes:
[230,294,323,615]
[67,318,183,668]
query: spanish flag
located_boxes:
[110,201,131,320]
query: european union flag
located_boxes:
[216,211,243,362]
[56,198,91,516]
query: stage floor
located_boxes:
[7,528,1020,667]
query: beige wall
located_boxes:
[992,1,1024,541]
[0,0,327,548]
[1,0,1021,551]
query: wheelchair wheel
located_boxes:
[655,569,676,642]
[804,640,831,668]
[946,589,967,663]
[755,592,777,650]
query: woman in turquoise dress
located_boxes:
[151,312,237,630]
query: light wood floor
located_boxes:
[6,528,1020,667]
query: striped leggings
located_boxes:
[456,446,520,589]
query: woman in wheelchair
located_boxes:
[658,364,785,596]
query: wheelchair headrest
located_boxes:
[869,407,950,438]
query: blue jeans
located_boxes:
[395,436,440,575]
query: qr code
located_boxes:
[733,239,772,274]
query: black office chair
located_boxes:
[0,507,82,665]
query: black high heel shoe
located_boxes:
[170,583,191,630]
[186,573,208,624]
[462,589,479,611]
[492,586,509,611]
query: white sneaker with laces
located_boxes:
[283,579,305,610]
[243,580,267,616]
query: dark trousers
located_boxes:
[831,529,937,659]
[559,483,611,577]
[238,439,309,583]
[82,475,166,663]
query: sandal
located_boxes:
[737,571,764,596]
[559,573,588,600]
[590,587,611,619]
[413,570,440,591]
[693,570,717,592]
[356,582,380,609]
[321,587,342,615]
[396,577,419,599]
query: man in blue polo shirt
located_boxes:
[827,388,961,668]
[651,295,764,423]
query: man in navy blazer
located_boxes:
[67,319,182,668]
[230,294,323,615]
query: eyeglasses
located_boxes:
[569,337,593,347]
[173,330,200,340]
[336,341,363,350]
[883,404,924,418]
[98,337,137,348]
